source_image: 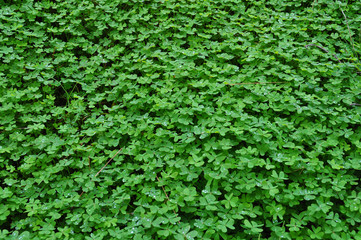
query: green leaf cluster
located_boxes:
[1,0,361,239]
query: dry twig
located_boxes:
[305,44,343,63]
[340,8,356,53]
[156,175,180,224]
[79,148,123,197]
[312,0,318,10]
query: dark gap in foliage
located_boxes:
[0,177,6,189]
[131,167,145,176]
[73,47,92,59]
[118,3,133,11]
[3,212,24,231]
[351,170,361,185]
[194,58,205,67]
[53,87,67,107]
[95,99,112,111]
[53,32,69,43]
[330,196,345,210]
[193,171,207,194]
[181,42,190,49]
[226,219,244,235]
[261,225,273,238]
[178,211,196,223]
[54,212,67,228]
[34,16,44,24]
[210,33,225,43]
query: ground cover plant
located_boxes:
[1,0,361,239]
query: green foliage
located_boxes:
[1,0,361,239]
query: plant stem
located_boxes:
[305,44,343,63]
[340,8,356,54]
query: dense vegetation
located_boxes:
[1,0,361,239]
